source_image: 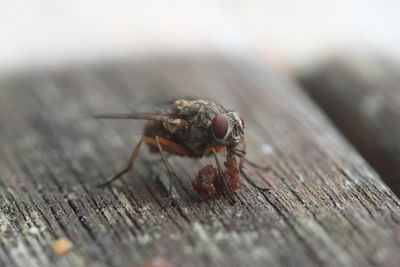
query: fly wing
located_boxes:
[93,96,218,123]
[93,113,173,122]
[94,112,189,135]
[93,98,192,134]
[93,99,176,122]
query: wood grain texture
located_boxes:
[0,56,400,267]
[300,57,400,196]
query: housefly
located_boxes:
[94,98,267,206]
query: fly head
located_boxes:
[211,111,244,146]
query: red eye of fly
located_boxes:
[211,114,228,139]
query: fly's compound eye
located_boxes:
[211,114,228,139]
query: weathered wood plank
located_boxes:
[300,57,400,196]
[0,56,400,267]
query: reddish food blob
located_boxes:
[192,165,218,200]
[211,114,228,139]
[193,161,242,200]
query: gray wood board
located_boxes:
[0,56,399,267]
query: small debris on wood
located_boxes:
[52,237,73,256]
[0,224,7,233]
[28,226,40,235]
[143,258,173,267]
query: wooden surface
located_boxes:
[0,56,400,267]
[300,57,400,196]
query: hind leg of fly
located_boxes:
[98,135,196,208]
[153,136,183,208]
[97,137,146,188]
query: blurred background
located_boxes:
[1,0,400,72]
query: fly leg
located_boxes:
[97,137,145,188]
[212,147,232,192]
[239,139,270,191]
[154,136,180,209]
[141,136,198,207]
[237,139,269,171]
[98,135,191,208]
[212,147,223,174]
[143,136,199,207]
[244,158,270,171]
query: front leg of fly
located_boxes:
[226,146,239,168]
